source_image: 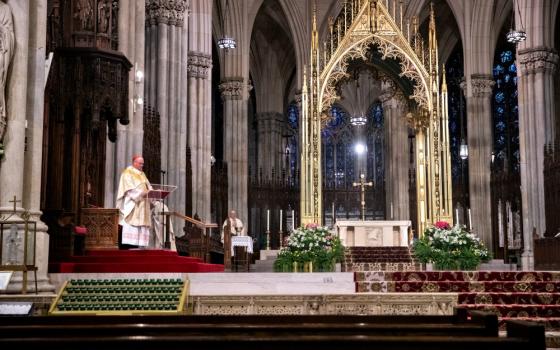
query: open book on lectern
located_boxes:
[147,184,177,200]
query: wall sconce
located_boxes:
[459,139,469,160]
[133,63,144,113]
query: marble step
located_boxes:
[188,272,356,295]
[252,261,276,272]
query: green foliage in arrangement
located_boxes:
[413,221,491,270]
[274,224,344,272]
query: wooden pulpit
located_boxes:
[80,208,119,249]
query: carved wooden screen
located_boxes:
[544,145,560,236]
[142,105,161,184]
[211,160,228,227]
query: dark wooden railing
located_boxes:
[534,237,560,270]
[163,212,221,263]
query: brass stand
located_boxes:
[266,230,270,250]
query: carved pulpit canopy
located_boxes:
[55,47,132,142]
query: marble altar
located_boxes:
[335,220,411,247]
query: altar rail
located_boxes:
[0,310,545,349]
[163,212,221,263]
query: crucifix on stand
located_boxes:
[353,174,373,221]
[8,195,21,213]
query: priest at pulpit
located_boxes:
[221,210,245,269]
[116,155,152,248]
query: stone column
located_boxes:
[187,0,212,221]
[0,0,53,293]
[220,78,252,227]
[187,51,212,220]
[517,48,559,270]
[464,75,494,251]
[381,86,410,220]
[256,112,284,179]
[144,0,188,222]
[105,0,146,206]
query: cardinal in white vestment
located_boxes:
[116,155,152,247]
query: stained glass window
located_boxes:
[492,47,520,173]
[286,102,299,178]
[445,47,466,180]
[321,104,384,189]
[366,103,384,186]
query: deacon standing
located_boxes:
[116,155,152,247]
[222,210,245,270]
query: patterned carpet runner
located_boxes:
[355,271,560,329]
[343,246,420,272]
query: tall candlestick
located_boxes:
[332,202,335,222]
[468,208,472,230]
[292,210,295,230]
[390,202,394,219]
[279,210,283,232]
[455,208,459,225]
[267,210,270,232]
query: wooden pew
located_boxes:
[0,311,544,350]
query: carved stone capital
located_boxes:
[294,90,302,107]
[391,91,407,112]
[187,52,212,79]
[470,75,495,98]
[146,0,188,27]
[406,111,430,131]
[379,80,396,105]
[219,78,252,101]
[518,47,559,75]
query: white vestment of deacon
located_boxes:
[221,218,245,243]
[116,166,152,246]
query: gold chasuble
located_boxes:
[116,166,152,246]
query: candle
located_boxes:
[267,210,270,232]
[292,210,295,230]
[455,208,459,225]
[279,210,283,232]
[468,208,472,230]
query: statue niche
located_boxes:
[0,3,14,149]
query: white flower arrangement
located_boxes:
[413,221,490,270]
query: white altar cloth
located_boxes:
[231,236,253,255]
[335,220,411,247]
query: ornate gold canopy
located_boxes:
[300,0,453,234]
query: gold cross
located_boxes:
[8,195,21,212]
[353,174,373,221]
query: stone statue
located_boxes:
[75,0,94,31]
[97,0,111,34]
[0,2,14,143]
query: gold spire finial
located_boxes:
[441,66,447,92]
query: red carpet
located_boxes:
[49,249,224,273]
[354,269,560,331]
[344,246,420,271]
